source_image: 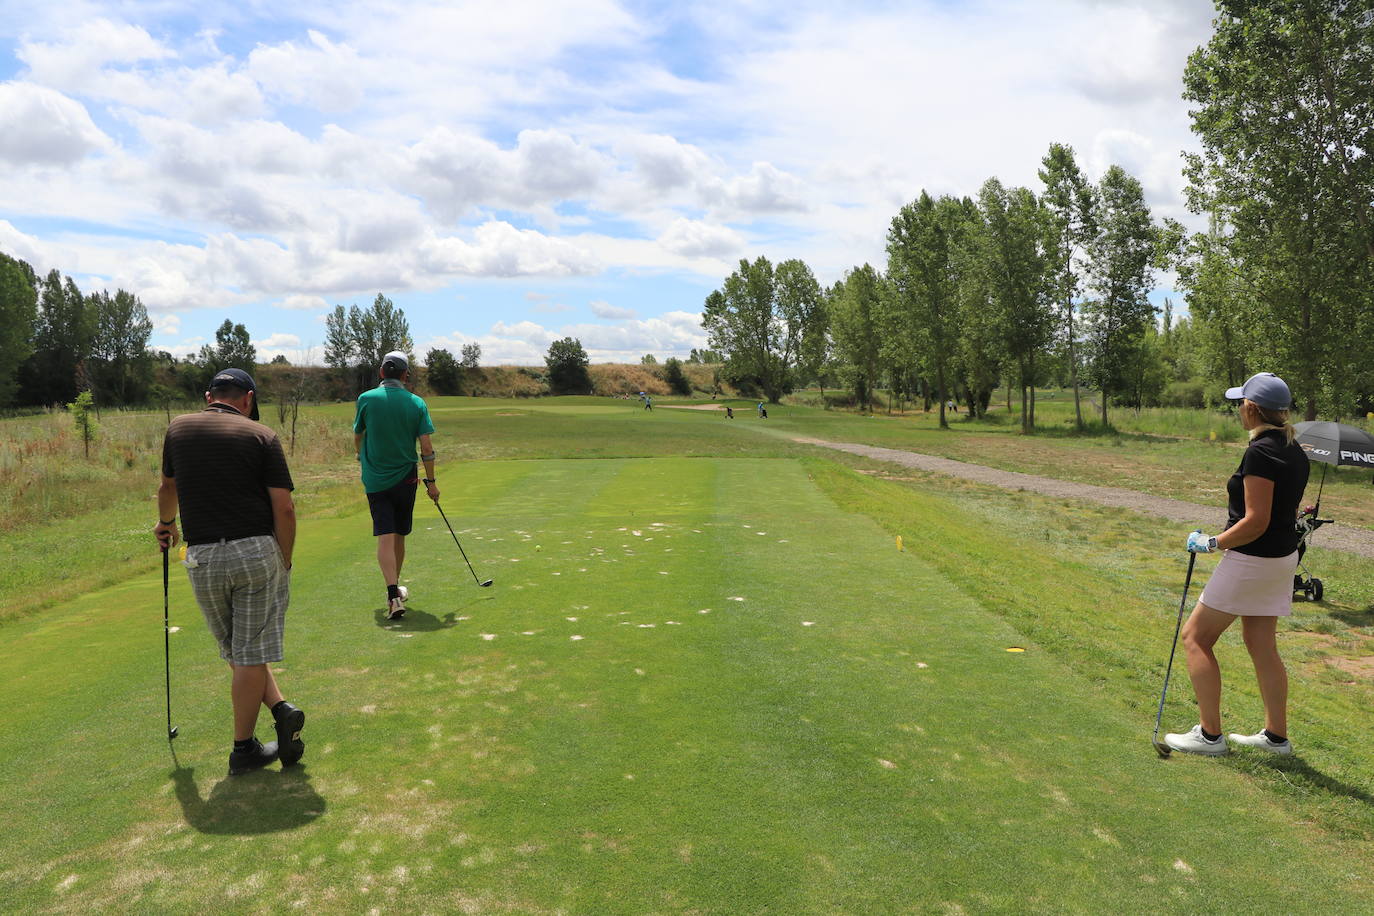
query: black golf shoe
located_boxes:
[273,701,306,767]
[228,737,279,775]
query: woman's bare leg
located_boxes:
[1181,602,1238,734]
[1241,615,1288,736]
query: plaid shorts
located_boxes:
[185,535,291,666]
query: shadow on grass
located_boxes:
[372,605,460,631]
[1227,753,1374,808]
[172,764,325,835]
[1328,604,1374,628]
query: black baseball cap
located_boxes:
[208,368,260,420]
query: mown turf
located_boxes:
[4,455,1374,914]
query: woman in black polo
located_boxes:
[1165,372,1309,757]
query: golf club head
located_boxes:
[479,578,494,588]
[1151,737,1171,758]
[168,725,179,741]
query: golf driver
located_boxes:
[162,546,179,741]
[1151,549,1198,758]
[434,501,493,587]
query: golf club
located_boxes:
[162,546,179,741]
[434,501,493,587]
[1151,549,1198,758]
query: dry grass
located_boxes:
[0,408,356,533]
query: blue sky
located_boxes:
[0,0,1213,364]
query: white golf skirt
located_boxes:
[1198,549,1299,617]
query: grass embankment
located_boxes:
[4,455,1374,912]
[765,391,1374,529]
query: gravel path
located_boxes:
[794,436,1374,561]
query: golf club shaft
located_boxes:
[434,501,484,586]
[1153,551,1197,740]
[163,546,175,739]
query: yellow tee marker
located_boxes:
[896,535,904,552]
[1006,647,1026,653]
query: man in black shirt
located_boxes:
[155,368,307,776]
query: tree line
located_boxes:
[704,1,1374,427]
[703,149,1168,432]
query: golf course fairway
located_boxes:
[3,454,1373,913]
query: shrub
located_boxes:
[1161,379,1206,408]
[425,348,462,395]
[663,358,692,396]
[545,338,592,394]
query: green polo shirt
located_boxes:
[353,380,436,493]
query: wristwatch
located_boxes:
[423,478,435,484]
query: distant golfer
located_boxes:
[1165,372,1309,757]
[726,406,734,419]
[644,394,653,411]
[354,351,438,619]
[155,368,305,776]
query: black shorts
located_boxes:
[367,470,419,536]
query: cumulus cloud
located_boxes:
[589,299,637,320]
[0,83,111,165]
[247,30,366,113]
[419,222,599,277]
[17,19,173,90]
[658,218,745,258]
[254,332,301,348]
[275,294,329,311]
[0,219,49,267]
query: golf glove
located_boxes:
[1186,530,1218,553]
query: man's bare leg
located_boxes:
[377,533,399,586]
[230,663,268,741]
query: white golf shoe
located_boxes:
[1164,725,1229,756]
[398,585,409,602]
[1228,730,1293,756]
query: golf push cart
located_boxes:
[1293,505,1331,602]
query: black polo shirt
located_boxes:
[162,404,295,545]
[1224,429,1310,557]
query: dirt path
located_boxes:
[793,436,1374,561]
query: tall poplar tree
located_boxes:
[702,256,815,403]
[1183,0,1374,419]
[887,192,969,429]
[0,253,38,407]
[977,178,1053,433]
[829,266,885,411]
[1082,166,1157,426]
[1039,143,1097,429]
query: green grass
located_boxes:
[4,400,1374,912]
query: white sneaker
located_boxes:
[1228,730,1293,756]
[1164,725,1229,756]
[397,585,409,602]
[387,596,406,620]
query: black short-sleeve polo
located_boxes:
[162,405,295,545]
[1224,429,1310,557]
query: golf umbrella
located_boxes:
[1294,420,1374,509]
[1294,421,1374,469]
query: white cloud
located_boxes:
[590,299,637,320]
[247,30,366,113]
[658,218,744,258]
[0,219,49,267]
[17,18,174,90]
[419,222,599,277]
[151,312,181,336]
[276,293,329,311]
[254,332,301,348]
[0,82,111,165]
